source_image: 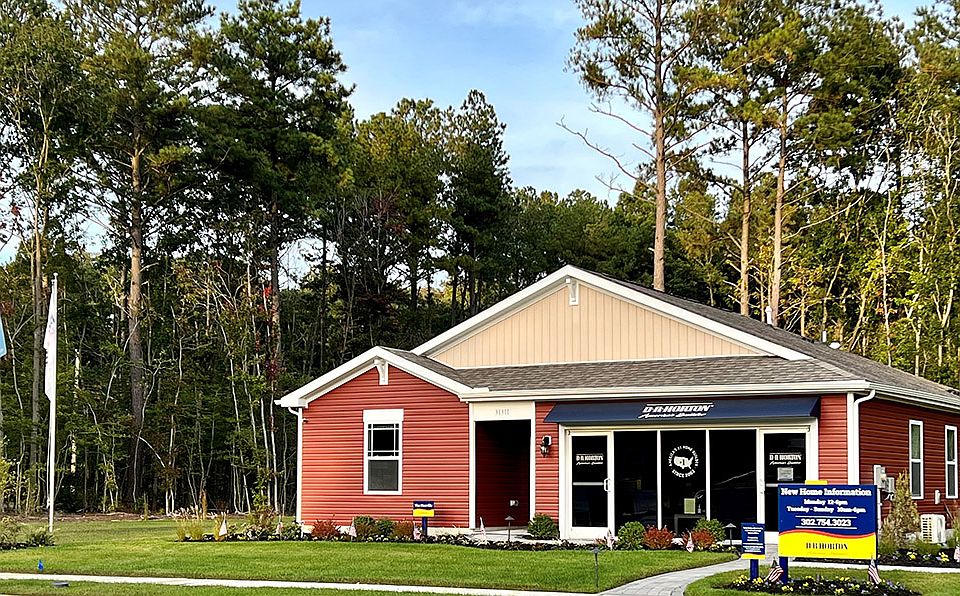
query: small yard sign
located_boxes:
[413,501,435,518]
[778,483,878,560]
[740,523,765,560]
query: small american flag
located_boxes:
[867,560,882,585]
[954,544,960,563]
[479,517,487,542]
[765,560,783,583]
[413,523,421,541]
[605,529,616,549]
[685,533,694,553]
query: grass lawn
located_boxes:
[0,520,734,592]
[687,567,960,596]
[0,582,418,596]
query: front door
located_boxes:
[569,433,613,539]
[760,431,808,534]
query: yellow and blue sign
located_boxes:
[413,501,435,518]
[778,484,878,560]
[741,523,765,560]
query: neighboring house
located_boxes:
[278,265,960,541]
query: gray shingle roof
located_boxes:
[385,271,959,405]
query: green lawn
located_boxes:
[0,582,417,596]
[687,567,960,596]
[0,520,734,592]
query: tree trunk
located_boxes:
[739,119,751,316]
[652,0,667,292]
[771,89,787,327]
[126,150,146,504]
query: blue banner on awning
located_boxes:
[543,397,819,425]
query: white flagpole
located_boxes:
[43,274,58,534]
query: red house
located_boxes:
[279,266,960,541]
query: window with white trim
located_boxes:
[947,426,958,499]
[909,420,923,499]
[363,409,403,493]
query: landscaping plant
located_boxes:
[527,513,560,540]
[882,472,920,550]
[641,526,675,550]
[693,518,726,544]
[616,522,645,550]
[724,573,919,595]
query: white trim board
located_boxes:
[276,346,482,408]
[412,265,812,362]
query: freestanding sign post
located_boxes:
[777,483,879,582]
[741,523,765,579]
[413,501,435,539]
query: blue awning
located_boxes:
[543,397,820,425]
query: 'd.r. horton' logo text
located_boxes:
[638,403,714,419]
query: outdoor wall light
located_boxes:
[540,435,552,457]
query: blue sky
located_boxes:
[273,0,927,202]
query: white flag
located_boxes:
[43,276,58,401]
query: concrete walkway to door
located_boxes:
[602,558,747,596]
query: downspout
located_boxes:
[287,406,304,526]
[848,390,876,484]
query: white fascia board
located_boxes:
[413,265,811,362]
[869,384,960,413]
[276,346,478,408]
[458,380,871,402]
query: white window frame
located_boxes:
[363,409,403,495]
[947,425,958,499]
[909,420,923,499]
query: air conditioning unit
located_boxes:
[921,514,947,544]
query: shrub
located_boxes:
[245,491,277,538]
[689,528,715,550]
[528,513,560,540]
[310,519,341,540]
[0,517,21,546]
[642,526,674,550]
[375,518,395,538]
[883,472,920,550]
[25,526,54,547]
[391,520,414,541]
[693,518,725,543]
[616,522,646,550]
[353,515,377,540]
[912,540,942,556]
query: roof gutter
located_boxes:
[458,380,872,403]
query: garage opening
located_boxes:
[475,420,531,528]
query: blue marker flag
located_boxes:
[0,316,7,359]
[38,559,43,572]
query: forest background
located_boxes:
[1,0,959,519]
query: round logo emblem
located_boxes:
[667,445,699,478]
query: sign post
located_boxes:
[413,501,435,540]
[740,523,765,580]
[778,483,878,583]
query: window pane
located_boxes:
[368,459,399,491]
[911,462,922,496]
[948,466,957,496]
[369,424,398,456]
[910,425,921,460]
[949,430,957,462]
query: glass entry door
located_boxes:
[761,432,807,532]
[570,433,613,538]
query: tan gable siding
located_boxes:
[431,284,758,367]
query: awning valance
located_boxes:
[543,397,820,425]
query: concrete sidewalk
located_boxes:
[601,559,745,596]
[0,572,590,596]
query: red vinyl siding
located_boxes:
[859,398,960,518]
[300,367,469,527]
[534,401,560,519]
[818,394,848,483]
